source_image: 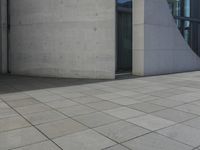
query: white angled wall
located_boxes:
[133,0,200,76]
[9,0,116,79]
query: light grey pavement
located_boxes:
[1,72,200,149]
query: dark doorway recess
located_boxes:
[116,0,132,74]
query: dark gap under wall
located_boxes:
[0,0,8,74]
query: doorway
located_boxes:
[116,0,132,74]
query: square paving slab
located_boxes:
[0,127,46,150]
[13,141,61,150]
[54,129,116,150]
[103,145,130,150]
[23,110,67,125]
[36,118,88,139]
[123,133,192,150]
[73,112,119,128]
[94,121,150,143]
[127,114,176,131]
[0,116,31,133]
[128,102,166,113]
[151,109,197,122]
[157,124,200,147]
[1,72,200,150]
[104,107,145,119]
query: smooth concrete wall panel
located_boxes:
[133,0,145,75]
[133,0,200,76]
[9,0,116,79]
[0,0,7,73]
[0,1,2,71]
[133,25,144,76]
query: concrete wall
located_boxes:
[133,0,200,76]
[9,0,116,79]
[0,0,7,73]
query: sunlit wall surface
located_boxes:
[168,0,200,56]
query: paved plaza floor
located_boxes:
[1,72,200,150]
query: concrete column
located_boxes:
[0,0,7,73]
[9,0,116,79]
[133,0,200,76]
[133,0,145,76]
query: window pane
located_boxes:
[117,0,132,8]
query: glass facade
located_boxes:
[117,0,132,8]
[116,0,132,73]
[168,0,200,56]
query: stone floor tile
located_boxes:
[6,98,39,108]
[95,93,122,100]
[0,127,46,150]
[151,109,197,122]
[54,129,116,150]
[108,97,140,105]
[191,100,200,106]
[0,116,31,132]
[58,105,96,117]
[104,107,145,119]
[46,99,78,109]
[12,141,61,150]
[94,121,149,143]
[135,86,169,94]
[73,112,119,128]
[123,133,192,150]
[158,124,200,147]
[23,110,67,125]
[148,88,188,98]
[83,83,109,90]
[150,98,185,107]
[128,95,159,103]
[175,104,200,115]
[168,93,200,103]
[183,117,200,129]
[33,94,68,103]
[36,118,88,138]
[0,102,10,109]
[101,87,124,93]
[49,86,90,94]
[103,145,129,150]
[0,93,31,101]
[2,72,200,150]
[127,114,175,131]
[0,108,18,119]
[25,90,52,97]
[71,96,103,104]
[129,102,166,113]
[80,89,108,96]
[86,101,121,111]
[59,92,86,99]
[178,87,200,92]
[115,90,140,97]
[15,104,51,115]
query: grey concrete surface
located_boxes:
[0,71,200,149]
[1,0,200,80]
[9,0,116,79]
[133,0,200,76]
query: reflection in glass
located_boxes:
[117,0,132,8]
[168,0,200,56]
[116,0,132,72]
